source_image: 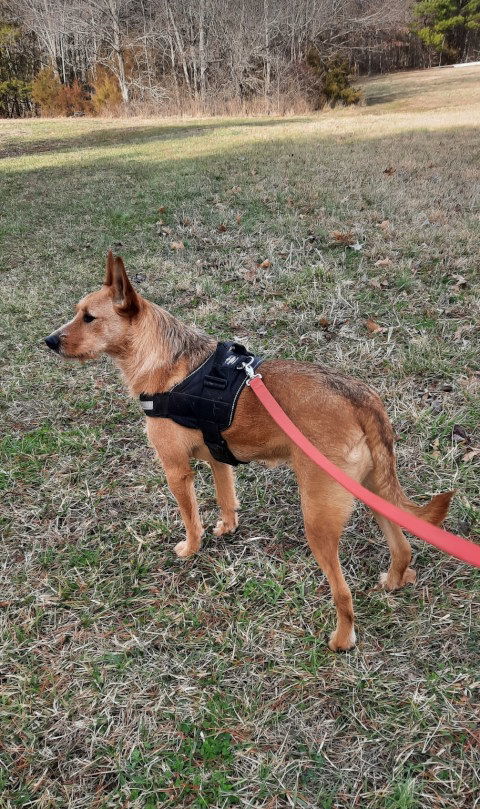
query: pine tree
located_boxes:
[413,0,480,61]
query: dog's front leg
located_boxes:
[163,461,204,558]
[209,459,239,537]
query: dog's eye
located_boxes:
[83,312,96,323]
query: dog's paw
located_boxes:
[328,627,356,653]
[379,567,416,591]
[174,540,199,558]
[213,514,238,537]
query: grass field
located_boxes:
[1,65,479,809]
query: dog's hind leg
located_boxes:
[363,473,416,591]
[370,509,416,591]
[208,459,239,537]
[294,459,356,652]
[376,516,416,591]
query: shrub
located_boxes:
[322,58,362,106]
[31,66,64,115]
[306,49,362,108]
[90,66,122,115]
[62,79,91,116]
[31,67,90,116]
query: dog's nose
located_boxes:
[45,333,61,352]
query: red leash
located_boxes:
[244,368,480,568]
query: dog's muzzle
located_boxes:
[45,333,61,353]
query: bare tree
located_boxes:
[77,0,132,102]
[7,0,479,117]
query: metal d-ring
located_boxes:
[240,357,263,386]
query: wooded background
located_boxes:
[1,1,480,117]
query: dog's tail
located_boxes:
[402,490,454,526]
[359,402,453,527]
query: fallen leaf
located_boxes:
[182,217,191,226]
[454,324,474,340]
[378,219,390,231]
[170,241,184,250]
[159,205,166,213]
[369,278,382,289]
[462,449,480,462]
[243,265,257,282]
[319,316,331,328]
[451,274,468,290]
[236,213,242,224]
[218,223,227,232]
[452,424,469,443]
[365,318,383,333]
[331,230,355,244]
[375,258,392,267]
[259,259,271,268]
[428,210,446,224]
[431,437,441,458]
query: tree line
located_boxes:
[1,0,479,117]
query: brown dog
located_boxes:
[45,252,452,651]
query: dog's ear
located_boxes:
[104,250,115,286]
[112,256,139,318]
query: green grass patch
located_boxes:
[1,69,479,808]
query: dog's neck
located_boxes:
[113,300,215,396]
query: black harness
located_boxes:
[139,341,263,466]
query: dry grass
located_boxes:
[360,63,480,111]
[0,66,479,809]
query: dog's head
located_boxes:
[45,251,141,360]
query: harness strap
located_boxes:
[140,393,169,416]
[140,341,263,466]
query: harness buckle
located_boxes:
[240,357,263,386]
